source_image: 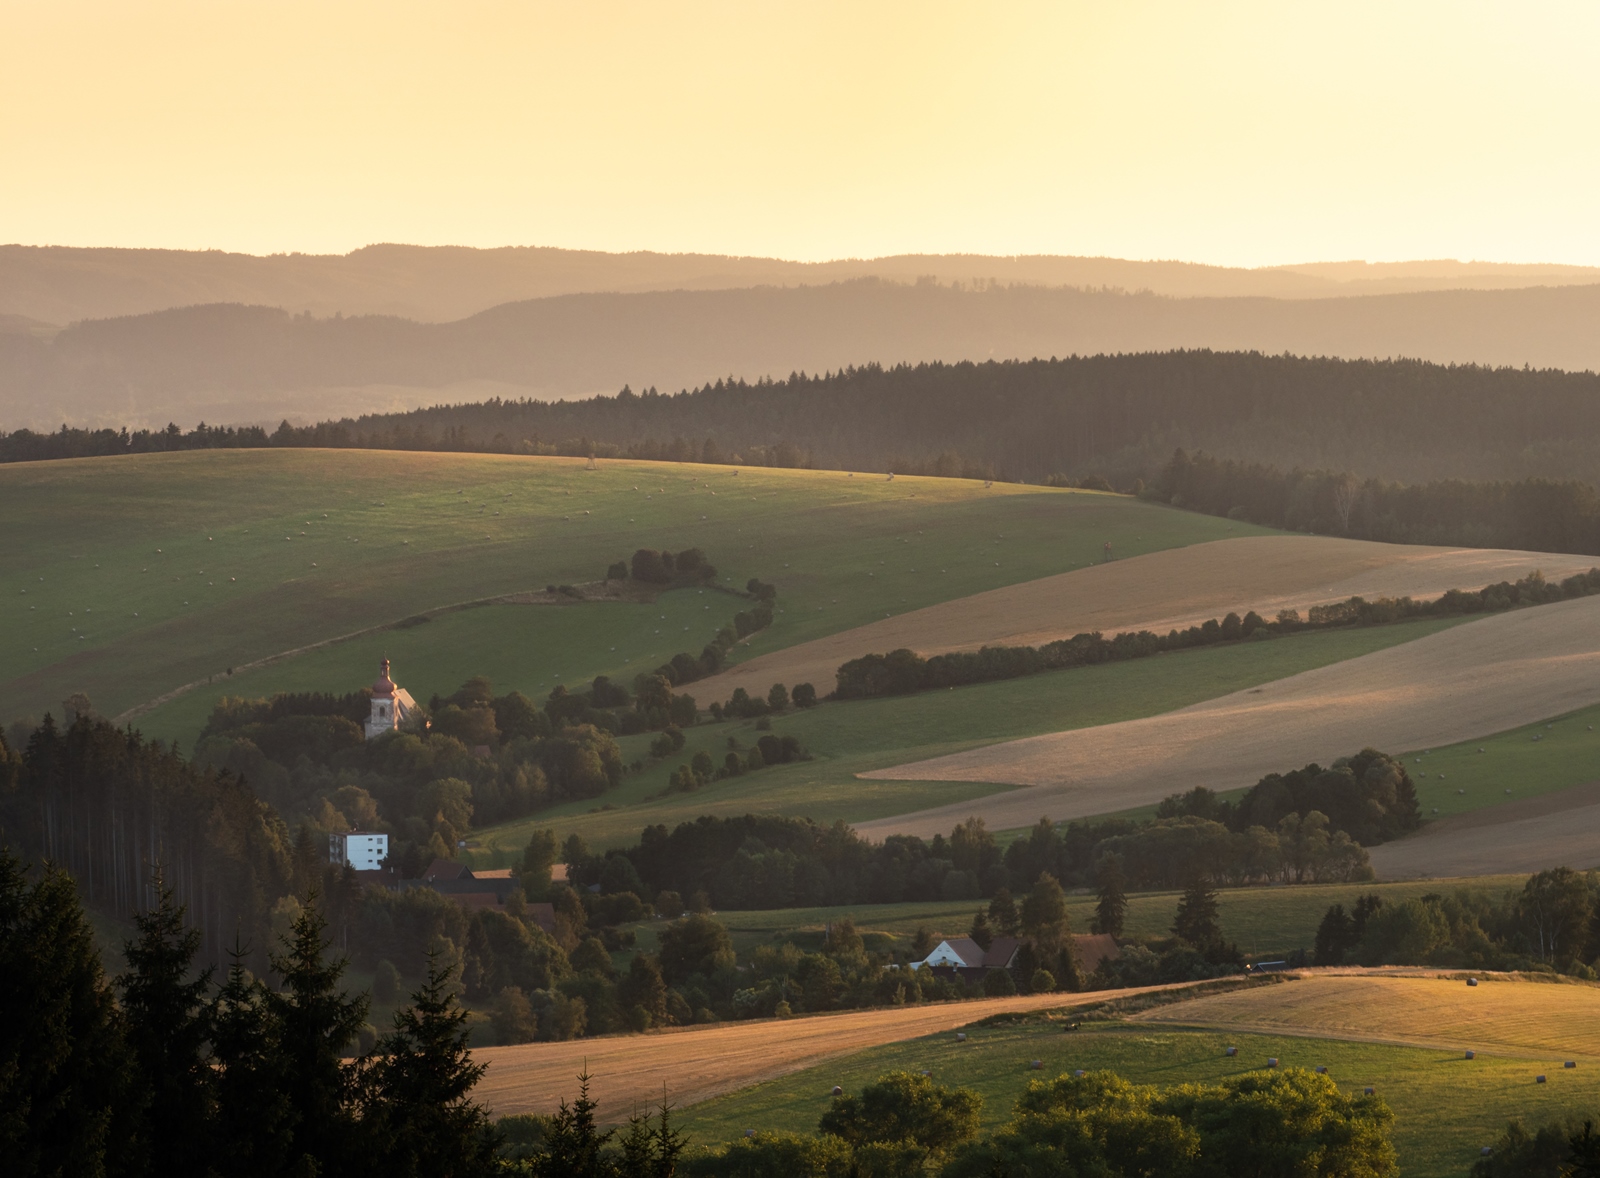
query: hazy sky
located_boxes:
[5,1,1598,265]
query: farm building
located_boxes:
[912,936,1020,981]
[912,933,1120,982]
[406,860,556,932]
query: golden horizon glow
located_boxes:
[3,1,1599,266]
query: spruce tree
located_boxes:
[362,950,497,1176]
[1092,854,1128,939]
[537,1071,615,1177]
[209,942,294,1178]
[987,887,1019,936]
[967,910,993,950]
[266,891,370,1175]
[117,873,215,1178]
[1173,878,1223,950]
[0,849,135,1178]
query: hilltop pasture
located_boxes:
[677,995,1600,1178]
[0,448,1257,737]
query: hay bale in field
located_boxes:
[1267,1058,1279,1068]
[1225,1046,1237,1057]
[1537,1074,1548,1083]
[1365,1087,1376,1096]
[831,1086,842,1096]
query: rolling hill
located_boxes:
[7,280,1600,432]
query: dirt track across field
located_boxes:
[855,594,1600,841]
[697,536,1594,701]
[1368,783,1600,879]
[473,983,1210,1120]
[1135,972,1600,1059]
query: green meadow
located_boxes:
[472,615,1469,851]
[675,1014,1596,1178]
[1400,702,1600,820]
[0,448,1265,736]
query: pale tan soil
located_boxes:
[1135,973,1600,1060]
[856,595,1600,840]
[695,536,1595,701]
[1369,783,1600,879]
[473,982,1220,1120]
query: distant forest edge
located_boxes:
[8,350,1600,484]
[13,351,1600,556]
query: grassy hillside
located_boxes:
[470,616,1468,852]
[0,449,1266,736]
[1403,702,1600,821]
[676,1011,1598,1178]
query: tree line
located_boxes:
[1,852,497,1178]
[835,568,1600,700]
[1312,865,1600,975]
[512,1063,1399,1177]
[15,350,1600,493]
[1156,448,1600,557]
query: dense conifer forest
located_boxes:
[9,350,1600,489]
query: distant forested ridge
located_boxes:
[10,350,1600,490]
[1153,449,1600,554]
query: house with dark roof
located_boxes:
[403,861,557,932]
[912,936,1020,981]
[913,933,1121,982]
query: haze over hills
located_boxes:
[5,242,1600,327]
[4,276,1600,432]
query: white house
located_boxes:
[329,830,390,871]
[912,936,1020,974]
[364,658,418,739]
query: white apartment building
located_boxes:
[329,830,389,871]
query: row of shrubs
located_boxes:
[506,1065,1399,1176]
[834,569,1600,699]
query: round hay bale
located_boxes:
[1030,1060,1043,1070]
[1365,1087,1376,1096]
[1267,1058,1279,1068]
[1315,1066,1328,1075]
[1567,1062,1578,1069]
[1537,1075,1548,1084]
[1225,1046,1238,1057]
[831,1086,843,1096]
[1466,1051,1476,1059]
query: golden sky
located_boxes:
[4,1,1597,265]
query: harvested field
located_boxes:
[1369,782,1600,879]
[857,595,1600,839]
[1135,973,1600,1060]
[694,535,1593,700]
[472,985,1204,1120]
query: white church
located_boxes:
[364,657,419,738]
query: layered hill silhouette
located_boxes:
[3,276,1600,430]
[6,242,1600,326]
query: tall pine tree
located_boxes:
[117,872,215,1178]
[361,950,497,1177]
[266,891,370,1175]
[1092,853,1128,939]
[0,849,136,1178]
